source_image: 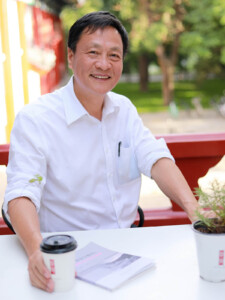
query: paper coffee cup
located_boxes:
[40,235,78,292]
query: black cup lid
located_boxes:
[40,235,77,254]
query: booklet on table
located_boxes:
[75,242,155,291]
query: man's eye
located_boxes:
[89,51,98,55]
[110,53,121,60]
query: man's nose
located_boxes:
[95,55,111,70]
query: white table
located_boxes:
[0,225,225,300]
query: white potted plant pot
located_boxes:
[192,220,225,283]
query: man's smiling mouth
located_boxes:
[91,74,111,79]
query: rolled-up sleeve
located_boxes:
[3,111,47,215]
[132,113,174,178]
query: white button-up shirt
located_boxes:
[4,77,174,232]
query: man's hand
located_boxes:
[28,249,54,292]
[8,197,54,292]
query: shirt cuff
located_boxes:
[3,190,40,219]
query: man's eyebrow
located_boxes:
[110,46,123,53]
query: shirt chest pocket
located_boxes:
[117,145,140,184]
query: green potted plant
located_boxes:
[192,180,225,282]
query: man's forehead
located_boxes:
[80,26,121,41]
[79,26,123,48]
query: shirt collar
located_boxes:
[102,92,120,119]
[62,77,87,125]
[61,76,120,125]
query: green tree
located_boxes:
[61,0,225,106]
[61,0,103,33]
[180,0,225,79]
[115,0,225,103]
[113,0,188,104]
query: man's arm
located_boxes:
[151,158,199,222]
[8,197,54,292]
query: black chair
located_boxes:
[1,205,15,234]
[137,205,145,227]
[131,205,145,228]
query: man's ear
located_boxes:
[67,47,74,69]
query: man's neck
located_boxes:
[73,80,105,121]
[83,101,103,120]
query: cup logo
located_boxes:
[50,259,56,274]
[219,250,224,266]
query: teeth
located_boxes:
[92,75,109,79]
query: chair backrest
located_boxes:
[1,206,15,234]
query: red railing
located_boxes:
[134,132,225,227]
[1,132,225,233]
[0,144,11,234]
[0,144,9,166]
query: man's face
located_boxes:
[68,26,123,101]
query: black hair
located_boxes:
[67,11,129,58]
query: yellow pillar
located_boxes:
[0,0,15,142]
[17,0,29,105]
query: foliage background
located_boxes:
[59,0,225,110]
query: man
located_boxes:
[3,11,199,292]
